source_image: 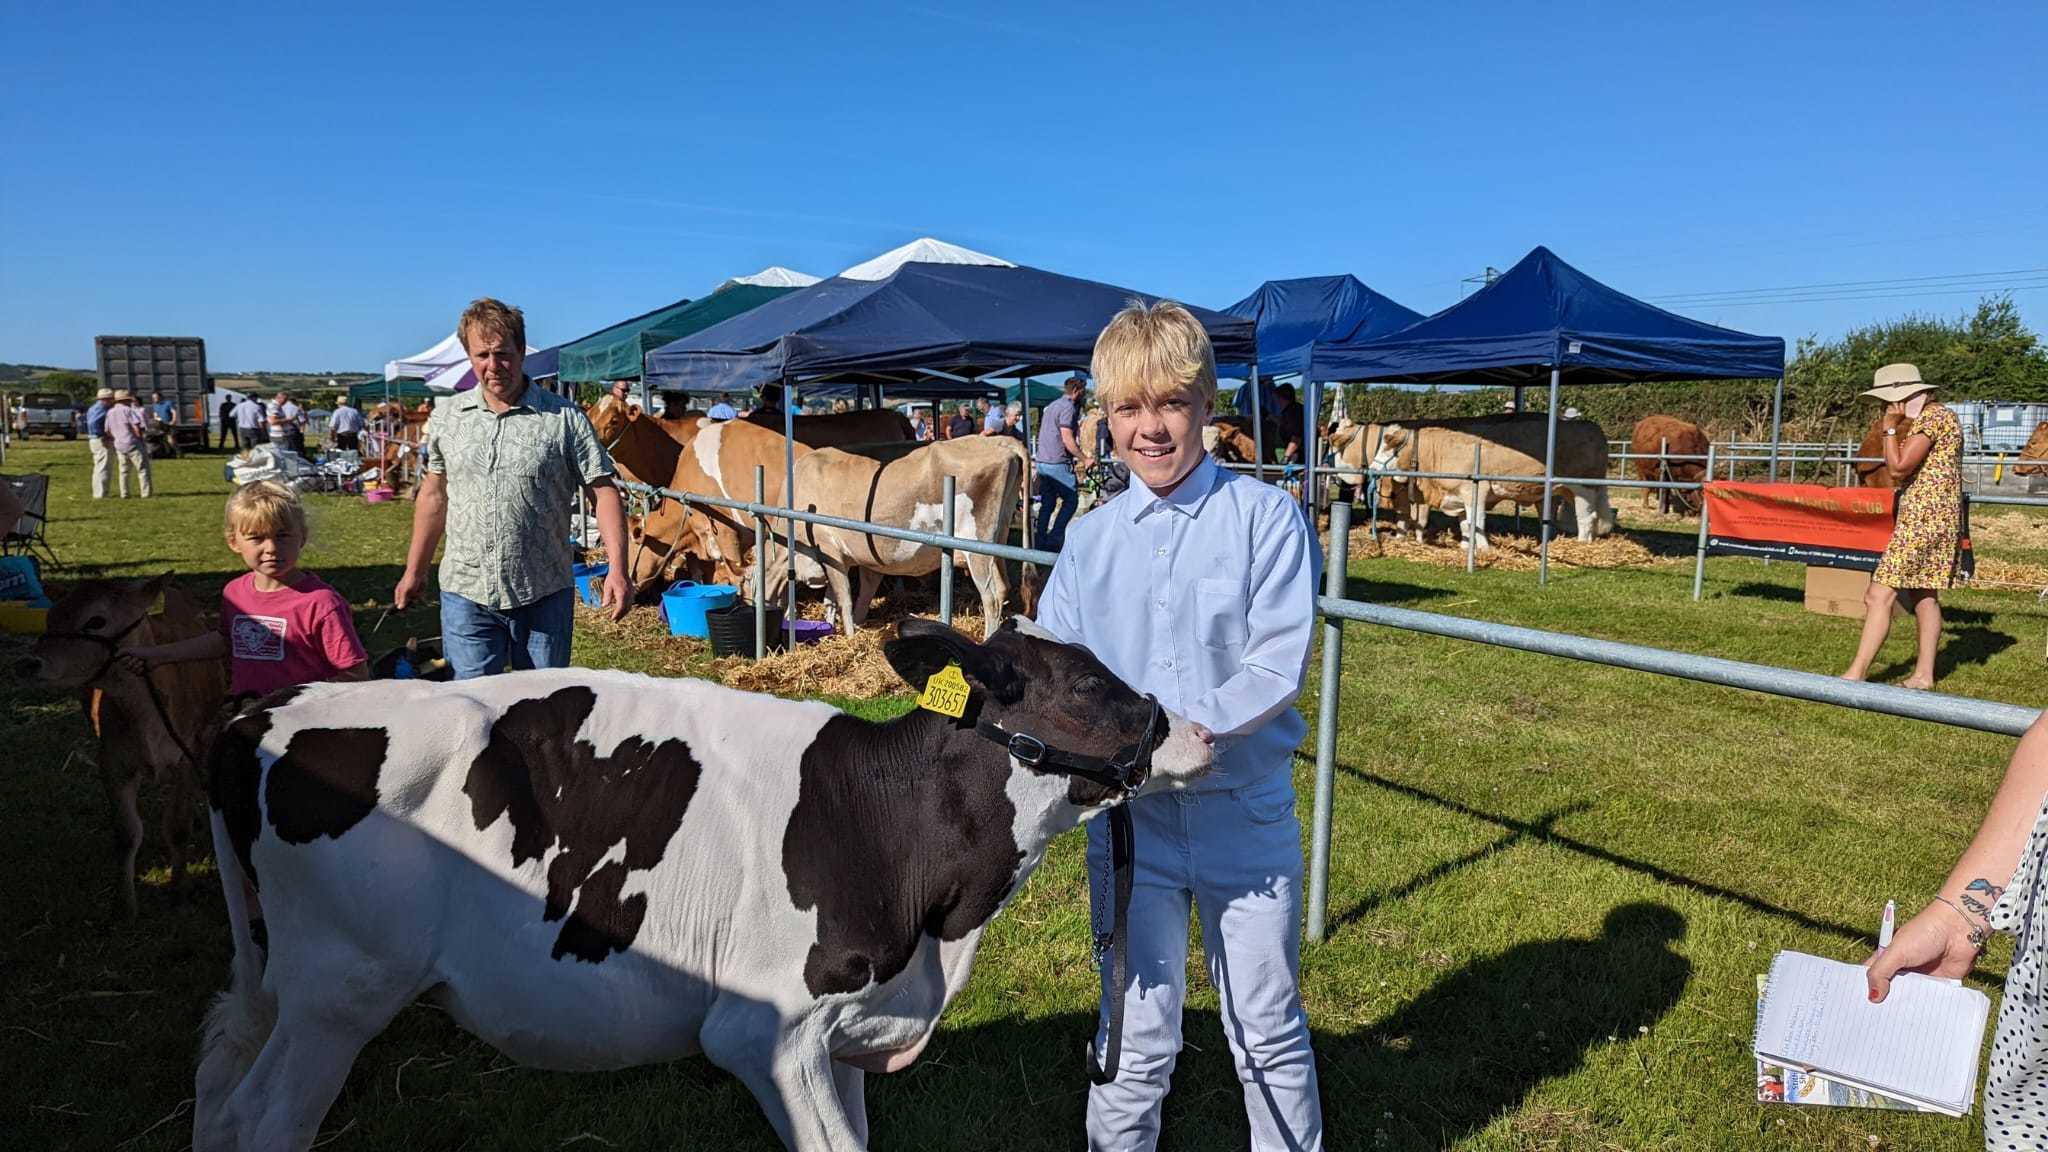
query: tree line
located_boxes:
[1322,295,2048,441]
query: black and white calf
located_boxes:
[193,616,1210,1151]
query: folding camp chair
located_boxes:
[0,473,58,569]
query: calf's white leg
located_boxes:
[701,1000,865,1152]
[1572,490,1596,542]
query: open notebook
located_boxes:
[1753,950,1991,1117]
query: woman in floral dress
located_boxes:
[1842,362,1964,690]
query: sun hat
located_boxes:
[95,387,113,400]
[112,389,133,401]
[1861,363,1936,403]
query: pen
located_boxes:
[1879,899,1895,950]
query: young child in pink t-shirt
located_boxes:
[129,480,368,699]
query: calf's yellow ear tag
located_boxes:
[917,663,971,718]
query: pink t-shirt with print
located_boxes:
[218,572,369,697]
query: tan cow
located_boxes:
[1629,415,1709,513]
[1202,415,1261,464]
[750,436,1028,638]
[2014,421,2048,477]
[744,406,914,448]
[18,574,227,917]
[1853,415,1898,489]
[628,417,815,590]
[1365,415,1616,549]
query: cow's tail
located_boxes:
[193,724,277,1147]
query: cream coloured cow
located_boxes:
[750,436,1028,638]
[1359,415,1616,549]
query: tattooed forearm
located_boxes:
[1960,878,2005,920]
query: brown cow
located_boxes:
[2014,421,2048,477]
[18,575,227,917]
[751,436,1028,638]
[1202,415,1261,464]
[1854,415,1899,489]
[744,406,914,448]
[1629,415,1709,513]
[586,392,700,486]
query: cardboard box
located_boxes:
[1803,566,1905,619]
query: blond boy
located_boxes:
[1034,301,1322,1149]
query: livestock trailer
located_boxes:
[95,336,212,452]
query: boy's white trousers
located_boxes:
[1085,772,1323,1151]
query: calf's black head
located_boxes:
[883,615,1211,805]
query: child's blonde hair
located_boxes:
[1091,299,1217,409]
[224,481,307,542]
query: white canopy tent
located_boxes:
[835,237,1011,282]
[716,265,822,292]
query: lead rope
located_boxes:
[1087,804,1135,1084]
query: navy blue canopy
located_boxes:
[1311,247,1785,384]
[1219,274,1423,379]
[644,262,1258,393]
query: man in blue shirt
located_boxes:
[83,387,113,499]
[1033,375,1086,551]
[706,393,738,422]
[149,391,177,427]
[1036,301,1322,1150]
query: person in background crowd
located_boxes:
[231,393,264,450]
[1001,401,1026,440]
[946,402,975,440]
[1036,301,1322,1148]
[149,390,177,427]
[84,387,114,499]
[328,395,364,452]
[1034,374,1086,551]
[979,395,1004,436]
[1841,363,1964,690]
[106,390,153,499]
[707,393,737,421]
[754,384,785,421]
[909,408,933,441]
[831,398,851,414]
[266,392,291,450]
[1272,382,1305,465]
[394,297,630,678]
[1866,712,2048,1139]
[215,392,236,450]
[281,393,307,457]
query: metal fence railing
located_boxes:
[615,477,2042,944]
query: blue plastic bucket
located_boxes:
[660,581,738,638]
[571,562,609,608]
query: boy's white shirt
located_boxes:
[1036,453,1318,792]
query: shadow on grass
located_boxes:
[900,903,1689,1151]
[1331,801,1595,934]
[1871,624,2016,682]
[1729,581,1802,604]
[1339,577,1451,606]
[1320,755,1875,951]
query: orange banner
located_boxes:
[1704,482,1971,573]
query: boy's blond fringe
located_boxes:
[1091,299,1216,410]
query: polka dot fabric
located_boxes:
[1985,797,2048,1149]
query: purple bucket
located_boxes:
[783,619,834,646]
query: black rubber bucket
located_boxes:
[706,601,783,659]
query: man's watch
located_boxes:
[1883,428,1898,437]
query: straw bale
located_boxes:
[1345,527,1680,572]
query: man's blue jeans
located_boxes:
[1035,462,1078,551]
[440,587,576,679]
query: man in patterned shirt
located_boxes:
[393,298,631,678]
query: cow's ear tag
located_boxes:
[917,664,971,719]
[148,591,166,616]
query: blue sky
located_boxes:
[3,1,2043,373]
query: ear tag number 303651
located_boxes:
[918,664,971,719]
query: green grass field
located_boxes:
[2,439,2043,1150]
